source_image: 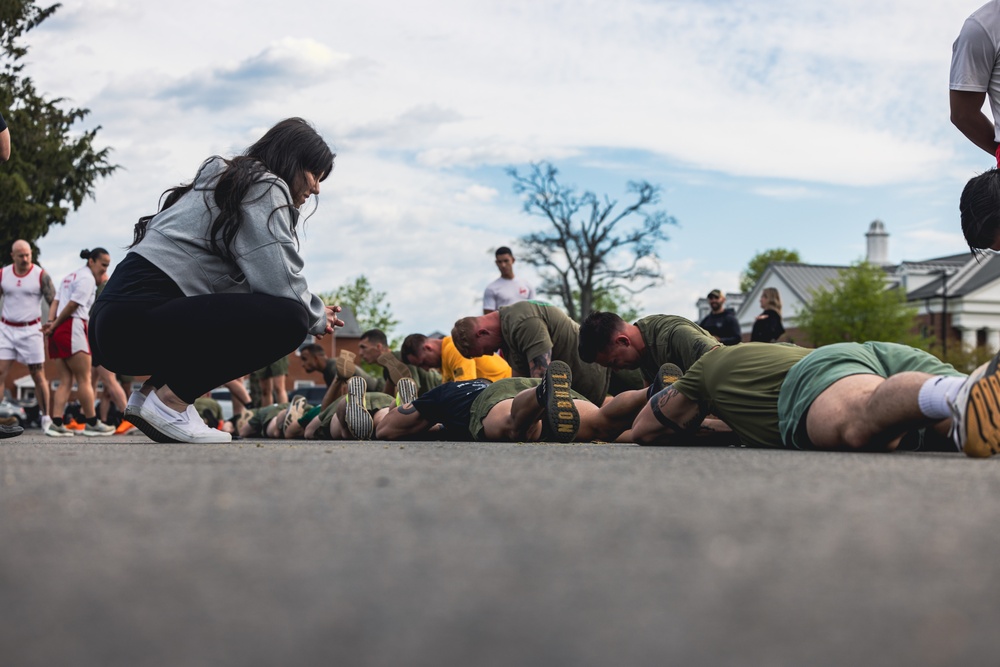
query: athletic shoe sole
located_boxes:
[395,377,417,406]
[652,363,683,395]
[282,395,307,435]
[124,406,179,444]
[336,350,356,381]
[953,352,1000,458]
[138,401,231,444]
[78,425,116,437]
[0,423,24,438]
[345,376,373,440]
[44,426,75,437]
[377,352,412,384]
[543,360,579,443]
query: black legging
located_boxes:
[90,294,309,403]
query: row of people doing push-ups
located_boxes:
[121,302,1000,460]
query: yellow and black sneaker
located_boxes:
[541,360,579,443]
[950,352,1000,458]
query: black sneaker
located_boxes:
[541,360,579,443]
[651,363,683,395]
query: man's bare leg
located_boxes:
[806,372,950,451]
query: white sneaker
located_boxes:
[950,353,1000,458]
[123,390,176,443]
[79,420,116,437]
[139,391,231,444]
[44,422,75,437]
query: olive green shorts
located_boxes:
[672,343,813,448]
[247,403,288,435]
[778,341,962,449]
[312,392,394,439]
[468,377,587,441]
[252,355,290,379]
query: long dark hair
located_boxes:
[130,118,335,259]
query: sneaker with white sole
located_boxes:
[345,376,373,440]
[950,352,1000,458]
[44,422,75,437]
[125,391,178,443]
[139,391,232,444]
[79,420,116,437]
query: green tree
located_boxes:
[0,1,118,258]
[320,275,399,342]
[508,162,675,322]
[796,261,928,349]
[739,248,801,293]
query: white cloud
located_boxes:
[454,185,499,203]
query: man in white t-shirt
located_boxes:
[0,240,55,429]
[483,246,534,314]
[951,1,1000,161]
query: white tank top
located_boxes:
[0,264,45,324]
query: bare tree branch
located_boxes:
[507,162,676,322]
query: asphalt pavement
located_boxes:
[1,427,998,667]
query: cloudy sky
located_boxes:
[16,0,995,335]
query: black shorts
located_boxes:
[411,378,491,440]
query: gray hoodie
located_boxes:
[131,157,327,335]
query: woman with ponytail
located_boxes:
[90,118,343,444]
[44,248,115,437]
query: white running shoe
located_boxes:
[139,391,232,444]
[79,420,116,437]
[44,422,75,437]
[950,352,1000,458]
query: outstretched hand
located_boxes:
[316,304,345,339]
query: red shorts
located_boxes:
[48,318,90,359]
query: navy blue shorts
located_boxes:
[412,378,491,440]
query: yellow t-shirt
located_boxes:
[441,336,512,383]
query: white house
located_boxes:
[733,220,1000,352]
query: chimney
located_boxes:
[865,219,890,266]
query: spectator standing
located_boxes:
[483,246,534,313]
[750,287,785,343]
[0,240,55,432]
[43,248,115,436]
[950,1,1000,161]
[699,289,741,345]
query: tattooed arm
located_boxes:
[629,385,717,446]
[528,349,553,378]
[40,271,56,305]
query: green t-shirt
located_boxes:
[634,315,721,383]
[499,300,611,405]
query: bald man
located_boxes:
[0,240,56,431]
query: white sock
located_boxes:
[918,376,966,420]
